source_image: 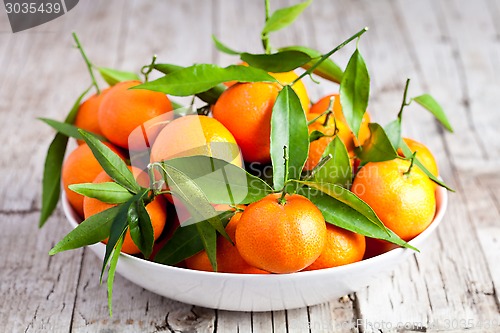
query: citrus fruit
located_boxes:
[74,89,109,144]
[351,158,436,241]
[212,71,309,163]
[304,224,365,270]
[185,212,269,274]
[98,80,173,150]
[62,142,125,218]
[235,193,326,273]
[304,112,353,170]
[309,93,371,150]
[397,137,439,177]
[149,115,242,166]
[83,167,167,255]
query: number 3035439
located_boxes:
[5,2,62,14]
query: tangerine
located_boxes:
[351,158,436,241]
[235,193,326,273]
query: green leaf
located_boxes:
[128,199,154,258]
[279,46,343,83]
[400,140,455,191]
[271,86,309,191]
[39,118,107,142]
[68,182,133,204]
[384,119,402,150]
[212,35,240,55]
[413,94,453,132]
[135,64,276,96]
[340,49,370,137]
[107,235,123,317]
[195,220,218,271]
[356,123,399,163]
[49,206,120,255]
[313,137,352,188]
[154,211,235,265]
[79,130,141,194]
[39,87,91,227]
[309,130,327,142]
[157,164,229,270]
[262,0,312,34]
[163,156,273,205]
[153,63,227,104]
[299,187,417,251]
[240,50,311,73]
[98,67,140,86]
[101,193,144,281]
[300,181,389,234]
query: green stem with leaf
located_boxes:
[72,32,100,94]
[261,0,272,54]
[293,27,369,84]
[398,78,411,118]
[141,54,157,83]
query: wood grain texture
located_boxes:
[0,0,499,332]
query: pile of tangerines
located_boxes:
[57,67,441,274]
[41,2,452,286]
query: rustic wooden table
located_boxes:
[1,0,499,332]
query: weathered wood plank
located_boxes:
[0,211,82,333]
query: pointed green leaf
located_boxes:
[262,0,312,34]
[69,182,133,204]
[384,119,402,150]
[39,87,91,227]
[356,123,398,163]
[101,193,145,281]
[340,49,370,137]
[39,118,107,142]
[107,235,123,317]
[134,64,276,96]
[160,164,231,245]
[299,181,389,234]
[313,136,352,188]
[153,63,227,104]
[164,156,273,205]
[309,130,327,142]
[299,187,417,251]
[240,50,311,73]
[154,211,234,265]
[98,67,140,86]
[79,130,141,194]
[413,94,453,132]
[279,45,343,83]
[49,206,121,255]
[128,199,155,258]
[271,86,309,191]
[212,35,240,55]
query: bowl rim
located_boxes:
[62,184,448,279]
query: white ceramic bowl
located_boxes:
[62,186,447,312]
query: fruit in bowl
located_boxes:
[39,1,454,315]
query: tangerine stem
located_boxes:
[398,78,411,119]
[278,145,289,205]
[262,0,272,54]
[307,96,335,126]
[141,54,157,83]
[292,27,369,85]
[322,96,336,127]
[72,32,100,95]
[403,151,417,176]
